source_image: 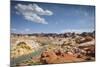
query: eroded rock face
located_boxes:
[40,48,81,64]
[40,42,95,64]
[40,50,58,64]
[11,42,35,58]
[83,45,95,57]
[11,47,31,58]
[10,32,95,66]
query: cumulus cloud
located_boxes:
[15,3,53,24]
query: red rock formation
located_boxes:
[40,49,84,64]
[40,51,58,64]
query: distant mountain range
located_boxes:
[11,31,95,38]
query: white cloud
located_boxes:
[15,3,53,24]
[32,4,53,15]
[24,14,48,24]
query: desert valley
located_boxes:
[11,31,95,67]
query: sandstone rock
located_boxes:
[40,51,58,64]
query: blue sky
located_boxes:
[11,1,95,34]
